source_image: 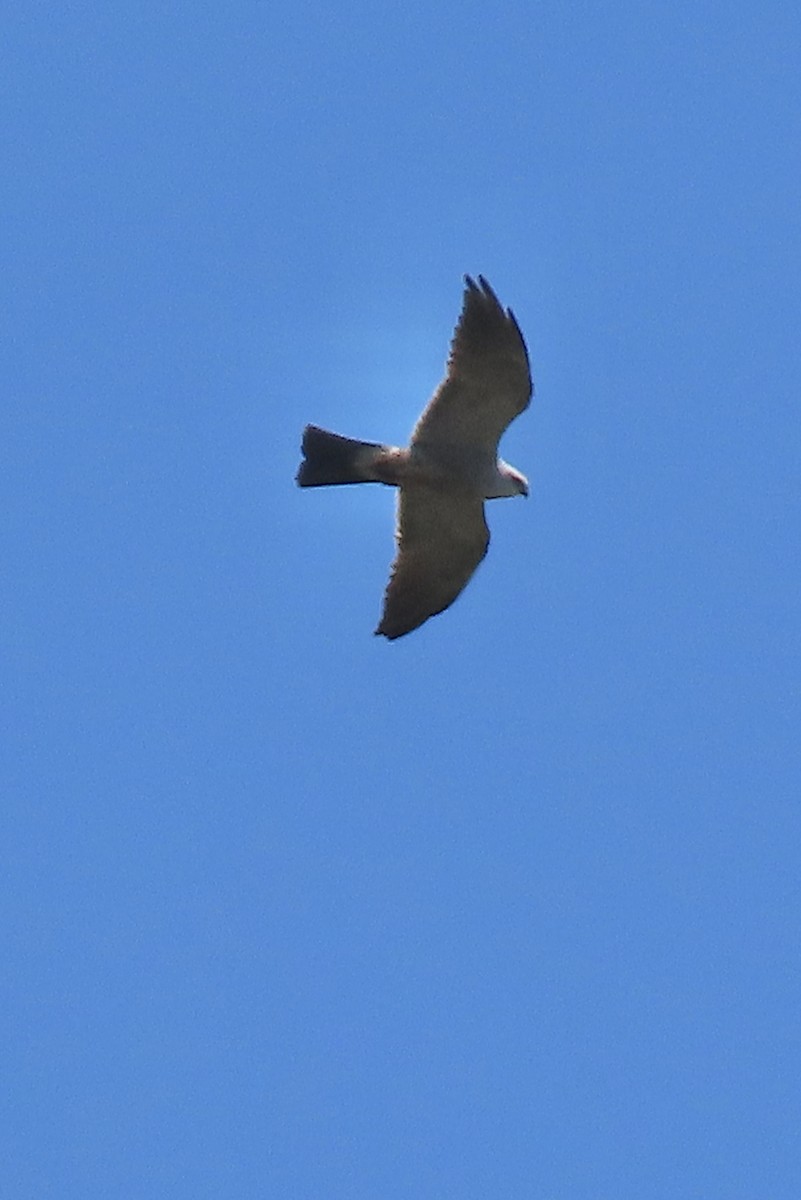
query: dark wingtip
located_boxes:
[476,275,501,306]
[374,620,404,640]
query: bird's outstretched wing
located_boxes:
[375,485,490,639]
[411,275,532,454]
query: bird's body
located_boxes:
[296,275,532,639]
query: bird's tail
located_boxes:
[296,425,388,487]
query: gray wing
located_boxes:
[411,275,532,454]
[375,485,490,640]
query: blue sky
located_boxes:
[4,2,801,1196]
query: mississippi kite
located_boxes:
[296,275,532,639]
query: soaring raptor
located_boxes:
[296,275,532,639]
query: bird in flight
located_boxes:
[296,275,532,639]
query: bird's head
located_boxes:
[495,461,529,498]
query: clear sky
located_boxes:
[4,2,801,1197]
